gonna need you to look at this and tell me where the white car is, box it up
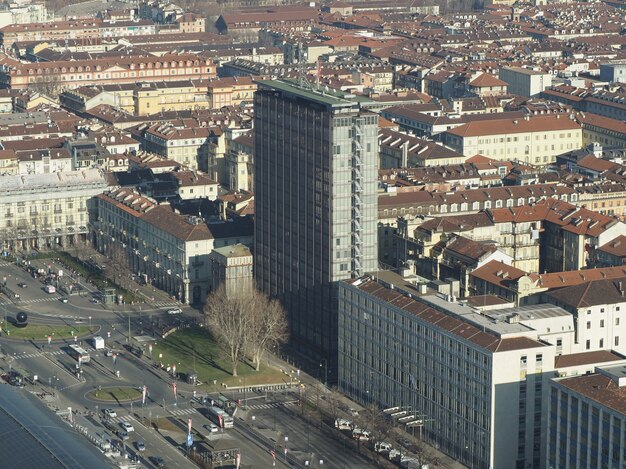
[167,308,182,315]
[120,422,134,432]
[103,408,117,418]
[204,423,219,433]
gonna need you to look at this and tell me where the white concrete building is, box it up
[499,67,553,98]
[0,169,108,253]
[338,272,626,469]
[546,277,626,355]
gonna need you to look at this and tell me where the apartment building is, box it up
[548,366,626,469]
[225,129,253,192]
[94,188,213,304]
[469,261,626,306]
[546,277,626,355]
[207,77,256,109]
[141,122,212,171]
[133,81,210,115]
[378,128,467,168]
[577,112,626,148]
[443,114,583,165]
[0,53,216,91]
[338,273,626,469]
[16,148,72,175]
[0,20,102,48]
[0,169,108,252]
[0,149,18,175]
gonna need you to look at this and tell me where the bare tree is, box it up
[246,291,288,371]
[204,286,251,376]
[204,286,288,375]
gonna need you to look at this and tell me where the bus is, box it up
[207,406,234,429]
[67,344,91,363]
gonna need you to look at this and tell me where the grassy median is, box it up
[1,322,95,341]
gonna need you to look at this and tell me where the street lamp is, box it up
[319,359,328,386]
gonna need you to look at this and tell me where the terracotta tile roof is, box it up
[142,205,213,242]
[469,73,508,88]
[470,260,532,290]
[446,114,580,138]
[546,276,626,308]
[441,235,497,261]
[554,350,624,369]
[350,277,545,353]
[537,266,626,289]
[576,155,620,173]
[597,235,626,258]
[556,373,626,415]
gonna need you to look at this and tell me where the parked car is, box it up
[167,308,182,315]
[120,421,134,432]
[103,408,117,418]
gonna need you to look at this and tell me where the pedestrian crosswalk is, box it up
[106,414,138,424]
[246,400,298,411]
[14,350,64,360]
[169,407,199,417]
[153,301,182,308]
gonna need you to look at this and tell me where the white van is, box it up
[44,285,56,294]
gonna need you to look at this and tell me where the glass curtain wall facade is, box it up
[254,80,378,376]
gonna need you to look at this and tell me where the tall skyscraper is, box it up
[254,80,378,376]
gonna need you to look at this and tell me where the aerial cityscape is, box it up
[0,0,626,468]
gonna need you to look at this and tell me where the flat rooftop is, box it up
[421,294,536,336]
[256,79,371,109]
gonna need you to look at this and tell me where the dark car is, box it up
[17,282,27,288]
[150,456,165,467]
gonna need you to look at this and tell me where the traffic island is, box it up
[0,322,96,341]
[86,386,142,403]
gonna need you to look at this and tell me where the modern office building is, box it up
[338,272,626,469]
[254,79,379,376]
[548,365,626,469]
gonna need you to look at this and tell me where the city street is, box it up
[0,257,381,468]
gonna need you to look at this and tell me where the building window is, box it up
[616,318,620,326]
[600,320,605,328]
[586,340,590,350]
[615,336,620,347]
[587,321,591,329]
[599,339,604,348]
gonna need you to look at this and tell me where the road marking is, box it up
[106,415,138,424]
[246,400,298,411]
[13,350,64,360]
[169,408,198,416]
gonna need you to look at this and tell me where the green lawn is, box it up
[1,322,95,341]
[151,325,285,389]
[87,386,142,402]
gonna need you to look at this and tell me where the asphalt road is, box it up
[0,258,378,468]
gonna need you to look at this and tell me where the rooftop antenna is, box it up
[296,42,314,91]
